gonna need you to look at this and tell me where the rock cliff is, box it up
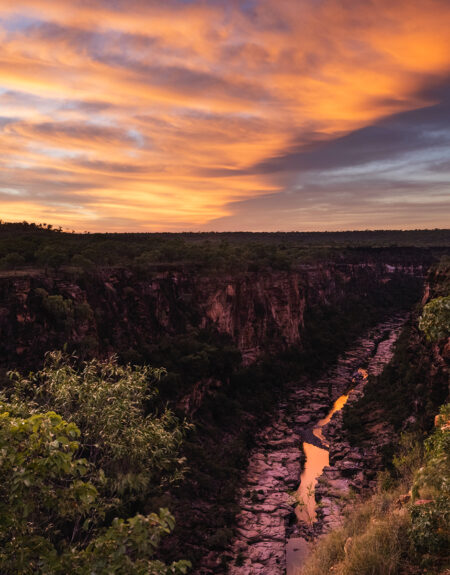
[0,260,425,370]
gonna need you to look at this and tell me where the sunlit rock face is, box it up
[199,272,306,363]
[0,260,425,370]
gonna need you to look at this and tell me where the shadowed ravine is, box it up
[225,316,407,575]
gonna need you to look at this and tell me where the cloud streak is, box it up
[0,0,449,230]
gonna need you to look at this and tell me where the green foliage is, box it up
[74,301,93,323]
[72,510,191,575]
[33,289,75,331]
[70,253,94,272]
[409,403,450,556]
[0,355,191,574]
[143,329,242,402]
[9,352,191,500]
[419,295,450,342]
[0,221,448,272]
[0,252,25,269]
[36,245,67,271]
[0,407,96,574]
[417,403,450,494]
[409,496,450,555]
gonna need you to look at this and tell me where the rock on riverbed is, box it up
[219,316,407,575]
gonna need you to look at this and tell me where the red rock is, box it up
[414,499,434,506]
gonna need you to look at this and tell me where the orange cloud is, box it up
[0,0,449,230]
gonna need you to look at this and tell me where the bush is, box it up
[409,403,450,557]
[72,510,191,575]
[409,496,450,555]
[8,352,191,501]
[0,407,94,574]
[419,296,450,342]
[1,357,192,574]
[33,289,75,331]
[0,252,25,269]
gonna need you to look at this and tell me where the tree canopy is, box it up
[0,354,191,574]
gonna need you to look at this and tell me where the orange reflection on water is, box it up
[296,368,369,523]
[296,442,330,523]
[312,393,349,446]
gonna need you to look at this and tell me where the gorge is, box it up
[0,230,448,575]
[221,315,407,575]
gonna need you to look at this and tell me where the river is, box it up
[223,316,407,575]
[295,369,367,524]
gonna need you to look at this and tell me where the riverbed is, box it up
[225,316,407,575]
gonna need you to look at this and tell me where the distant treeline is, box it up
[1,221,449,273]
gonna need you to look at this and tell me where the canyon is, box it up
[213,316,407,575]
[0,250,444,574]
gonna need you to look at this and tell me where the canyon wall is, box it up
[0,260,426,369]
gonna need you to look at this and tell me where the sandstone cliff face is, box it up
[0,262,425,369]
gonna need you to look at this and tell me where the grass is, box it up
[299,492,411,575]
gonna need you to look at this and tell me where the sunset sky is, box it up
[0,0,449,231]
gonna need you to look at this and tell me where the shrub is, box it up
[409,496,450,555]
[419,296,450,342]
[8,352,191,501]
[0,407,96,574]
[1,357,192,574]
[409,403,450,557]
[71,510,191,575]
[0,252,25,269]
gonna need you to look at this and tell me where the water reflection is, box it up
[295,369,368,523]
[312,393,349,447]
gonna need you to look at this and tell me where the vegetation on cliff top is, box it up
[0,221,449,273]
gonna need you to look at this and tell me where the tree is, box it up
[36,245,67,272]
[0,252,25,270]
[419,296,450,342]
[0,406,97,574]
[9,352,191,500]
[1,354,192,574]
[72,511,191,575]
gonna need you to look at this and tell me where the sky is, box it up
[0,0,449,232]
